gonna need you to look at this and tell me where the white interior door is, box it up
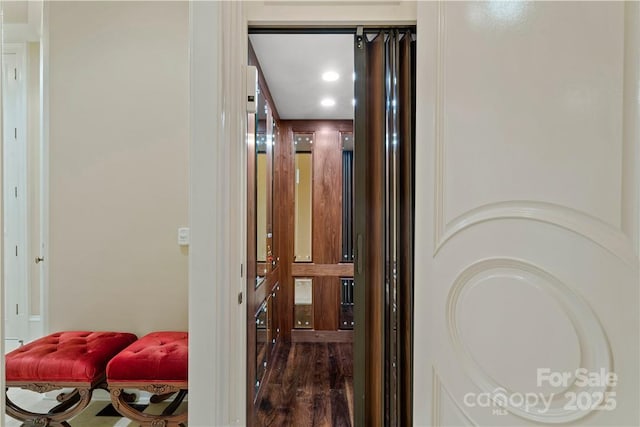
[3,45,28,352]
[414,2,639,426]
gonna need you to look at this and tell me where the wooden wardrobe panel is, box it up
[291,263,354,277]
[312,127,342,265]
[277,123,295,340]
[313,277,340,331]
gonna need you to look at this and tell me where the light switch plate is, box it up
[178,227,190,246]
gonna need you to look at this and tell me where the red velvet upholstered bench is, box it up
[107,331,188,427]
[5,331,138,426]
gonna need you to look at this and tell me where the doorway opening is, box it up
[245,27,415,427]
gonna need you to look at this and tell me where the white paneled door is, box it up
[3,46,28,352]
[414,2,639,426]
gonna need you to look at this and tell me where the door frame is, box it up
[189,2,417,425]
[244,24,416,427]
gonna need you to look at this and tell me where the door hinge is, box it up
[15,304,18,315]
[15,245,18,256]
[238,292,243,305]
[14,186,18,198]
[356,26,364,49]
[14,128,17,139]
[14,68,17,80]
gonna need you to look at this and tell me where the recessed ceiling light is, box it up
[322,71,340,82]
[321,98,336,107]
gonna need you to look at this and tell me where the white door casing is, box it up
[414,2,639,426]
[190,2,417,425]
[0,12,4,419]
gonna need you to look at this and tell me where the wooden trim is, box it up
[353,33,386,427]
[364,35,386,427]
[288,120,353,132]
[291,263,354,277]
[353,30,367,427]
[291,330,353,343]
[108,382,188,390]
[6,380,94,389]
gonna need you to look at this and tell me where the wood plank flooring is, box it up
[256,343,353,427]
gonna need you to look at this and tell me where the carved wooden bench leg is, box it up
[92,381,137,403]
[161,389,187,416]
[55,389,79,404]
[120,390,138,403]
[110,387,187,427]
[49,389,81,414]
[150,391,175,404]
[6,386,93,427]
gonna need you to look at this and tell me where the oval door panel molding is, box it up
[434,201,636,266]
[446,258,612,423]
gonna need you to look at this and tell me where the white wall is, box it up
[47,1,189,336]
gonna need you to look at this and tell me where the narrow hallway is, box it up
[256,343,353,427]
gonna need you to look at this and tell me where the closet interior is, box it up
[246,29,416,426]
[246,33,355,426]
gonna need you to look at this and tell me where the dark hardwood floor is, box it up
[256,343,354,427]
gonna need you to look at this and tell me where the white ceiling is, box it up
[249,33,354,120]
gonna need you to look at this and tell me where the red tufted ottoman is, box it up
[5,331,138,426]
[107,331,188,427]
